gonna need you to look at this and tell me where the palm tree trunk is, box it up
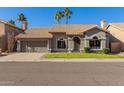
[66,17,68,24]
[58,19,60,24]
[21,21,23,28]
[54,19,56,25]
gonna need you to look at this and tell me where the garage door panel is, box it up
[21,41,48,52]
[21,41,26,52]
[111,42,121,53]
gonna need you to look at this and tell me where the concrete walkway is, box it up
[118,52,124,56]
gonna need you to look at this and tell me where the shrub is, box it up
[84,47,90,53]
[103,48,110,54]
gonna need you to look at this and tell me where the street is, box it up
[0,62,124,85]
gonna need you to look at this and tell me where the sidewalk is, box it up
[0,58,124,62]
[0,52,124,62]
[41,58,124,62]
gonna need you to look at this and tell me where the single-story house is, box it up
[2,19,124,53]
[17,21,109,52]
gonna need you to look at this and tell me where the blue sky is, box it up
[0,7,124,28]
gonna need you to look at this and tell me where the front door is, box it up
[73,37,80,51]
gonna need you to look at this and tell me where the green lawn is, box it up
[45,53,124,58]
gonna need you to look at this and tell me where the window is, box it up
[57,38,66,49]
[89,36,101,49]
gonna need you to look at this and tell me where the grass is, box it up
[45,52,124,58]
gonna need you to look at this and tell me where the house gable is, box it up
[107,24,124,42]
[84,27,107,39]
[107,24,124,50]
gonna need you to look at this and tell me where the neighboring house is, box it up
[107,23,124,52]
[17,21,109,52]
[0,20,24,52]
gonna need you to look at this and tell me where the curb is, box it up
[0,58,124,62]
[0,60,41,62]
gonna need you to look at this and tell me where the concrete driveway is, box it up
[0,53,45,62]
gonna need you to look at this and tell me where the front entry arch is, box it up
[73,37,81,51]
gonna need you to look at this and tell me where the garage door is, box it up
[111,42,121,53]
[21,41,48,52]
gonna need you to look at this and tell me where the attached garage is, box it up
[21,40,48,52]
[111,42,121,53]
[17,28,52,52]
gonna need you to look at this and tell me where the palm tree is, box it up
[54,11,64,24]
[63,8,73,24]
[8,20,15,25]
[17,13,27,28]
[17,13,26,22]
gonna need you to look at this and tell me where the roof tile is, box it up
[17,28,52,39]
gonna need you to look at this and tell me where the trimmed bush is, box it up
[103,48,110,54]
[84,47,90,53]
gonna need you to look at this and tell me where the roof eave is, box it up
[49,32,66,33]
[17,37,53,39]
[0,20,24,31]
[81,26,107,33]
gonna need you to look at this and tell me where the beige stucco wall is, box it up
[5,25,22,36]
[51,33,68,52]
[0,22,23,52]
[0,22,5,51]
[51,28,108,52]
[84,28,108,50]
[4,24,23,52]
[107,25,124,50]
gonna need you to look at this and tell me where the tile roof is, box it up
[17,28,52,39]
[109,23,124,31]
[17,24,106,39]
[50,24,98,35]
